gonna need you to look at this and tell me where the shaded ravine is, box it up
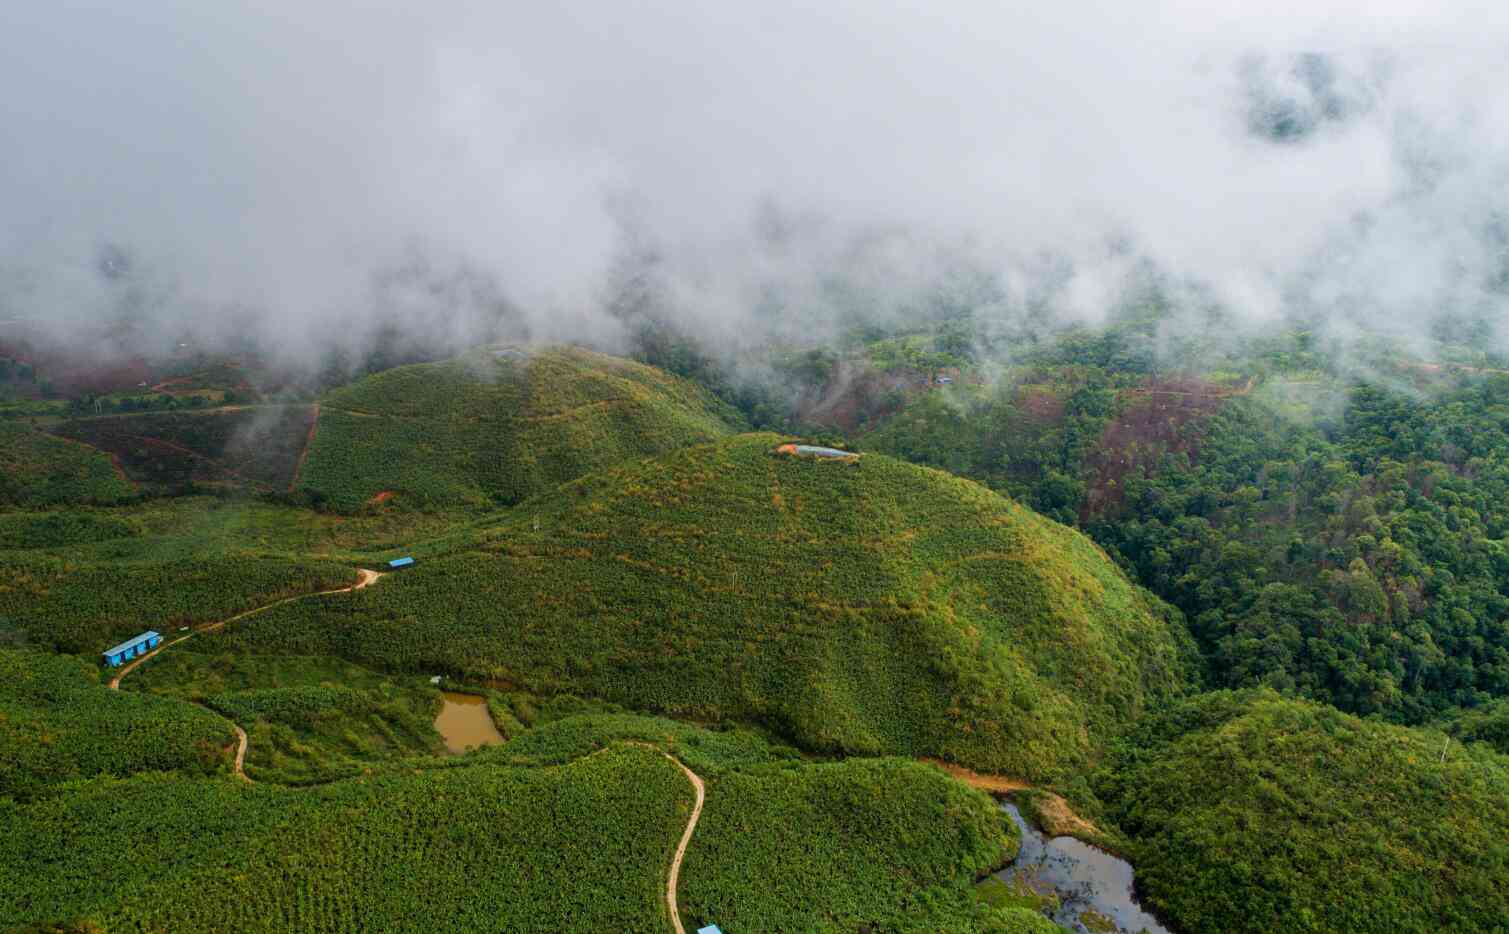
[107,567,386,779]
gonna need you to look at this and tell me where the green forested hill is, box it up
[297,345,741,510]
[214,433,1194,781]
[1093,689,1509,933]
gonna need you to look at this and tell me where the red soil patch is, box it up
[1081,377,1246,520]
[366,490,396,506]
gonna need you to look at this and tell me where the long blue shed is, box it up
[388,556,416,570]
[697,927,724,934]
[102,631,161,667]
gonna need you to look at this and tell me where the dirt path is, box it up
[106,567,385,779]
[231,724,250,781]
[921,758,1032,794]
[663,754,706,934]
[199,568,383,633]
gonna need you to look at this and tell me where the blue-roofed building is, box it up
[388,556,416,570]
[101,631,161,667]
[696,926,723,934]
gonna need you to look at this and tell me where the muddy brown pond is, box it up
[992,803,1171,934]
[434,691,505,754]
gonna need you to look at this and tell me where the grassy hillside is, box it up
[0,650,235,801]
[298,345,741,510]
[0,422,135,506]
[212,433,1194,782]
[1093,690,1509,933]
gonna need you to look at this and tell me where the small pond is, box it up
[434,691,505,754]
[989,803,1170,934]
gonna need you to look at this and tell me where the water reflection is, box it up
[994,803,1170,934]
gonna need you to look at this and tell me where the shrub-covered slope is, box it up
[0,650,235,800]
[216,433,1193,780]
[1093,690,1509,933]
[298,345,740,510]
[0,422,135,506]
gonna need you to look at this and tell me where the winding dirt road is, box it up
[662,754,706,934]
[107,567,385,779]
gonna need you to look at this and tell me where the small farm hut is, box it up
[774,443,860,462]
[102,631,161,667]
[388,556,416,570]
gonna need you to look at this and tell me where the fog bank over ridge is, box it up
[2,0,1507,366]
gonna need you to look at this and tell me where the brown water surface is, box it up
[435,691,504,754]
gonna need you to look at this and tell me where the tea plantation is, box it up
[213,433,1195,782]
[0,650,235,801]
[297,345,741,510]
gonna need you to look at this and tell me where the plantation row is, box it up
[0,650,235,801]
[298,346,738,511]
[1,745,692,931]
[211,434,1194,783]
[1,552,356,652]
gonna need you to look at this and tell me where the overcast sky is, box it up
[2,0,1507,361]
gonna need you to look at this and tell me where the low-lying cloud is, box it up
[2,0,1507,368]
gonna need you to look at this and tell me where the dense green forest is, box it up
[855,334,1509,729]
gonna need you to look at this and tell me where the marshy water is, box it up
[993,803,1170,934]
[434,691,505,754]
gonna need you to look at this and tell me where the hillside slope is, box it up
[216,433,1194,780]
[298,345,741,510]
[0,422,135,506]
[1093,690,1509,933]
[0,650,236,800]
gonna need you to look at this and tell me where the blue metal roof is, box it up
[102,631,160,657]
[696,927,723,934]
[388,556,415,568]
[793,445,856,459]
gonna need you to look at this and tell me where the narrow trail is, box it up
[663,754,706,934]
[107,567,385,780]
